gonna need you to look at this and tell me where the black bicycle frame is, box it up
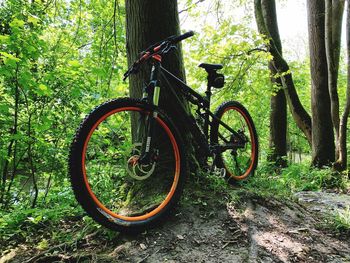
[138,59,244,164]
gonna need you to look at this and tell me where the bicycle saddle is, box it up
[199,63,225,89]
[198,63,223,71]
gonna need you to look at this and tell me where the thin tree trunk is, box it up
[336,0,350,171]
[332,1,345,75]
[1,64,20,207]
[1,139,14,206]
[307,0,335,167]
[254,0,312,146]
[26,112,38,208]
[255,0,287,167]
[325,0,345,161]
[268,90,287,166]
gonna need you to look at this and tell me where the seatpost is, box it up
[205,69,216,105]
[205,84,212,105]
[203,78,212,138]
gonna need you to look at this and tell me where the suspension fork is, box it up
[138,61,161,165]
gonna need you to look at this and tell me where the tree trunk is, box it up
[325,0,345,161]
[307,0,335,167]
[126,0,186,99]
[125,0,200,169]
[125,0,187,114]
[336,0,350,171]
[255,0,287,167]
[254,0,312,146]
[268,90,287,166]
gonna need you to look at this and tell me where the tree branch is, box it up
[179,0,205,14]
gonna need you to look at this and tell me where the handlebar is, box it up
[123,31,195,81]
[171,31,194,44]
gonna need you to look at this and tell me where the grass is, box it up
[333,206,350,232]
[1,160,349,254]
[182,160,350,209]
[190,159,350,235]
[0,179,121,253]
[240,160,350,234]
[182,169,241,206]
[317,206,350,237]
[240,161,349,199]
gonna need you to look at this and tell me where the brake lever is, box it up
[123,62,141,81]
[123,67,134,81]
[123,72,129,82]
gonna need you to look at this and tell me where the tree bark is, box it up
[1,64,20,207]
[307,0,335,167]
[125,0,200,170]
[254,0,312,146]
[336,0,350,171]
[125,0,185,129]
[268,90,287,166]
[126,0,186,100]
[325,0,345,161]
[254,0,287,167]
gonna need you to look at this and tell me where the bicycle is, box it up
[69,31,258,232]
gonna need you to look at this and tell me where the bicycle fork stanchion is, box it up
[139,62,161,165]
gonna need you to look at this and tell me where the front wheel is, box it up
[69,98,187,232]
[210,101,258,183]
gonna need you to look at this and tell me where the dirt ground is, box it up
[1,190,350,263]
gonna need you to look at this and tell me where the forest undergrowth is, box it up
[1,161,349,262]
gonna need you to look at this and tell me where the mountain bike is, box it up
[69,31,258,232]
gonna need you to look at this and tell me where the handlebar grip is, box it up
[171,31,194,44]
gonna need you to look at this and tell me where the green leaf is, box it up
[28,15,39,25]
[0,35,10,44]
[36,84,53,97]
[37,239,49,250]
[68,60,80,68]
[36,115,53,131]
[0,52,20,62]
[91,67,106,77]
[27,215,43,224]
[70,87,81,97]
[0,104,10,114]
[9,18,25,29]
[10,133,24,140]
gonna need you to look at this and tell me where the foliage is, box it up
[242,160,349,198]
[318,205,350,237]
[1,0,350,244]
[182,17,272,157]
[0,0,126,209]
[0,180,120,252]
[333,206,350,232]
[0,181,80,246]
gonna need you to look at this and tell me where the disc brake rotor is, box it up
[126,143,156,180]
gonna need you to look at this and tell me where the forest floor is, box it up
[1,184,350,263]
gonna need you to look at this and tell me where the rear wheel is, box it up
[211,101,258,183]
[69,98,187,232]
